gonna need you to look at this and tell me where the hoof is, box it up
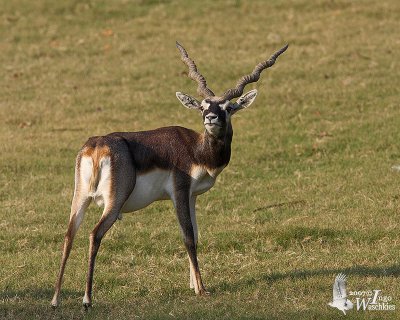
[197,289,211,296]
[83,302,92,310]
[51,297,59,309]
[83,295,92,310]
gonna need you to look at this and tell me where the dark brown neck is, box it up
[199,123,233,168]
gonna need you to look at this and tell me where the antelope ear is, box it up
[230,89,258,114]
[236,89,258,109]
[176,92,202,110]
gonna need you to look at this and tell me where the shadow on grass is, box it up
[0,287,81,301]
[216,264,400,293]
[0,287,101,320]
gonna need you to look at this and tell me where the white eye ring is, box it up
[219,100,231,110]
[201,101,211,110]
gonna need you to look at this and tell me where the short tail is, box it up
[88,149,102,194]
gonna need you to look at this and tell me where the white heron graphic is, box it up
[328,273,354,315]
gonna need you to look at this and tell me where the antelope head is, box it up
[175,41,288,138]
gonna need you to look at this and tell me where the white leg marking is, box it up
[189,196,197,290]
[189,259,195,289]
[189,196,198,244]
[82,292,90,305]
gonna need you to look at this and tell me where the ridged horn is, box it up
[221,44,288,101]
[176,41,215,98]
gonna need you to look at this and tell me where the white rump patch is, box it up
[80,156,93,191]
[94,157,111,206]
[80,155,112,207]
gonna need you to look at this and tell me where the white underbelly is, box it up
[121,166,222,213]
[121,170,172,213]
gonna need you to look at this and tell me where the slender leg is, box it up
[51,194,91,307]
[82,141,135,308]
[82,207,121,308]
[172,178,209,295]
[189,196,197,289]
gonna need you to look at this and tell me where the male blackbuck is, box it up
[51,42,288,308]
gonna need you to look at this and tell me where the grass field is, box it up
[1,0,400,319]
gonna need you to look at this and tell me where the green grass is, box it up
[1,0,400,319]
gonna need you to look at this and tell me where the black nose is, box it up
[206,114,218,121]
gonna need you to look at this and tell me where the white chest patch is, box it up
[121,170,173,213]
[190,164,225,196]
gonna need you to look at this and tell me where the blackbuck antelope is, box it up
[51,42,288,308]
